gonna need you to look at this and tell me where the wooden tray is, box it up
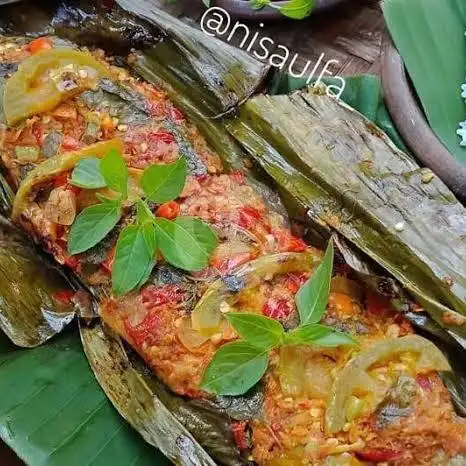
[381,35,466,204]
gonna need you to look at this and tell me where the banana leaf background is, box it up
[0,72,404,465]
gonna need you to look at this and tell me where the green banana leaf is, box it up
[383,0,466,163]
[0,327,168,466]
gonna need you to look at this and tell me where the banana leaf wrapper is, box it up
[116,0,270,118]
[2,3,466,465]
[0,10,271,462]
[0,216,75,347]
[226,87,466,345]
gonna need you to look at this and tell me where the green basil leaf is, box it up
[100,149,128,197]
[142,222,157,257]
[296,240,333,325]
[136,200,155,225]
[201,341,268,396]
[68,201,121,255]
[112,223,157,296]
[276,0,315,19]
[251,0,270,9]
[226,313,284,350]
[136,260,156,290]
[286,323,358,347]
[141,157,187,204]
[155,216,218,271]
[70,157,106,189]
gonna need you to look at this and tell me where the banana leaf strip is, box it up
[0,216,75,347]
[80,321,247,466]
[116,0,270,118]
[267,72,409,153]
[0,172,14,217]
[226,87,466,344]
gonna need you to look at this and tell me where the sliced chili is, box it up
[52,290,75,305]
[27,37,53,55]
[156,201,180,220]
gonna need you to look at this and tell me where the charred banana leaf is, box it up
[116,0,270,118]
[0,216,75,347]
[227,87,466,344]
[80,322,247,466]
[0,172,13,217]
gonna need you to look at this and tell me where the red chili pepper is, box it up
[230,170,245,185]
[101,0,115,9]
[61,135,80,151]
[156,201,180,220]
[366,293,391,315]
[124,312,162,347]
[53,290,75,305]
[211,252,252,273]
[274,230,307,253]
[32,124,43,145]
[148,101,167,118]
[231,422,249,451]
[263,298,293,321]
[148,131,175,145]
[285,272,308,293]
[168,106,185,123]
[141,284,186,309]
[54,173,69,188]
[27,37,53,55]
[416,374,432,391]
[64,255,80,270]
[237,206,262,230]
[357,450,402,462]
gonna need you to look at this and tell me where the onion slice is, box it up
[191,251,321,336]
[326,335,451,433]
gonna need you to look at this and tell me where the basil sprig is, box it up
[201,241,358,396]
[67,150,217,296]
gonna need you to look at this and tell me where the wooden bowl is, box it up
[381,35,466,203]
[207,0,348,20]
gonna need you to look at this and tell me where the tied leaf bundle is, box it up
[201,241,357,396]
[227,87,466,345]
[68,149,218,296]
